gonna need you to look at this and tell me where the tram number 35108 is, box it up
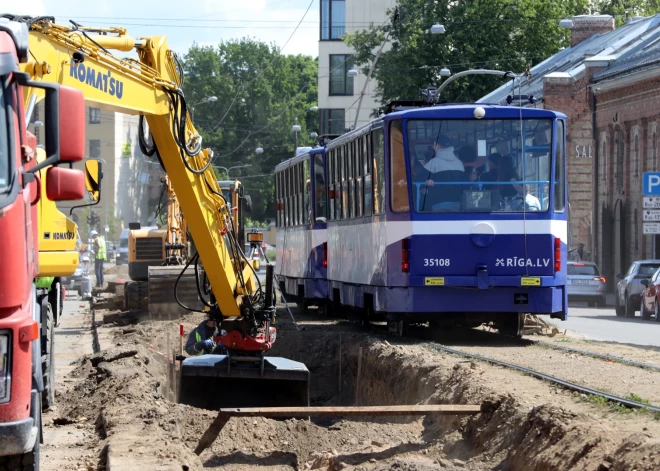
[423,258,451,267]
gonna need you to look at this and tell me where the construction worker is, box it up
[185,312,226,356]
[91,230,106,288]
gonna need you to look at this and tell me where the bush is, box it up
[265,248,277,261]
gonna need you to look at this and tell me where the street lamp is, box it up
[190,95,218,119]
[255,147,264,154]
[439,68,451,77]
[347,69,359,77]
[429,24,446,34]
[309,106,319,111]
[559,19,574,29]
[292,122,301,152]
[213,164,251,179]
[310,132,318,138]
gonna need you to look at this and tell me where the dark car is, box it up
[616,260,660,317]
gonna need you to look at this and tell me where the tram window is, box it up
[304,159,311,224]
[390,120,409,212]
[373,129,385,214]
[365,134,371,174]
[314,154,327,221]
[554,120,566,212]
[364,174,373,217]
[356,177,363,217]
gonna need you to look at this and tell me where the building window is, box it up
[320,109,345,135]
[634,132,640,177]
[329,55,354,96]
[615,130,624,191]
[601,138,607,181]
[653,131,658,170]
[320,0,345,40]
[89,139,101,158]
[89,107,101,124]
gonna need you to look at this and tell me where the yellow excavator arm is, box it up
[21,19,257,319]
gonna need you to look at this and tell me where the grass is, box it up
[582,391,653,415]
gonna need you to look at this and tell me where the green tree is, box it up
[181,39,318,222]
[344,0,591,108]
[591,0,660,25]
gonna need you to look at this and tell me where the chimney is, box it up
[568,15,615,48]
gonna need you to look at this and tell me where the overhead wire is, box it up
[210,0,315,132]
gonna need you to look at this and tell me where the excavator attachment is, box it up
[178,354,310,409]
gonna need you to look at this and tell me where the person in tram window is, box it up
[524,184,542,211]
[423,135,464,210]
[497,155,523,209]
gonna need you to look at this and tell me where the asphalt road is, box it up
[557,302,660,347]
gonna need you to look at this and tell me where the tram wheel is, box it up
[497,313,525,339]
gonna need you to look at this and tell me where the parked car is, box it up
[640,268,660,321]
[116,229,129,265]
[616,260,660,317]
[106,241,117,262]
[567,261,606,307]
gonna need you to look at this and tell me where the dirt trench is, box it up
[57,299,660,470]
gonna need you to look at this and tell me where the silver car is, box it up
[567,261,606,307]
[616,260,660,317]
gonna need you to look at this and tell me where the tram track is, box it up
[335,316,660,413]
[424,340,660,413]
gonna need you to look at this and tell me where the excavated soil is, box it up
[52,296,660,470]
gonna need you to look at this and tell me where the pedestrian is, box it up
[91,230,106,288]
[185,312,226,356]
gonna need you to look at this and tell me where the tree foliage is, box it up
[344,0,595,108]
[181,38,318,222]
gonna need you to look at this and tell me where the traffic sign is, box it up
[644,223,660,234]
[644,210,660,221]
[644,172,660,195]
[644,196,660,209]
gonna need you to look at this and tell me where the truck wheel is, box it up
[41,302,55,410]
[0,400,40,471]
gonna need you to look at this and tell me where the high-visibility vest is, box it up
[96,238,106,260]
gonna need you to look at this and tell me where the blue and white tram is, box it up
[327,104,567,335]
[274,147,329,311]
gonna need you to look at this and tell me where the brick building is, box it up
[480,14,660,289]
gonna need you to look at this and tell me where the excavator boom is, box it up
[19,16,308,409]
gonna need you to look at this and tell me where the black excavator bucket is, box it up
[178,354,310,410]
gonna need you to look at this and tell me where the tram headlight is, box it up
[474,106,486,119]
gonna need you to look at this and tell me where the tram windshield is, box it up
[397,118,554,213]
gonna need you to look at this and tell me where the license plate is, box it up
[571,279,590,284]
[425,277,445,286]
[521,277,540,286]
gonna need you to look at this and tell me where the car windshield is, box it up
[402,118,553,213]
[568,264,598,276]
[119,239,128,249]
[637,264,660,277]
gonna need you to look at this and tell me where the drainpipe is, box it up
[592,89,600,272]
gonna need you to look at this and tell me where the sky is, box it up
[1,0,321,57]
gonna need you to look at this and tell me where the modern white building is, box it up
[317,0,396,134]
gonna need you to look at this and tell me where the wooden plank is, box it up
[194,403,482,455]
[219,404,483,417]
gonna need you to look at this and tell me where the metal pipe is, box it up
[592,91,600,265]
[436,69,524,99]
[25,93,37,125]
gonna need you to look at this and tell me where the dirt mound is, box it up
[62,300,660,470]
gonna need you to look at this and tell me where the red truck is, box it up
[0,18,85,469]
